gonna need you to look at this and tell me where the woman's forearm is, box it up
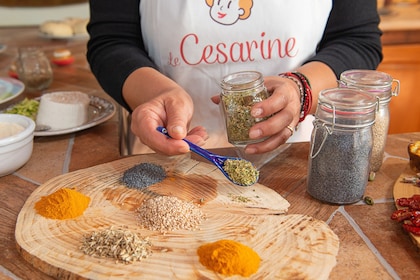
[296,61,337,114]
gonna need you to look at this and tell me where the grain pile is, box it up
[80,226,152,264]
[137,196,205,233]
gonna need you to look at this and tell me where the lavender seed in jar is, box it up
[122,163,166,189]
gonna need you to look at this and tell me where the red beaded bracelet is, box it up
[279,72,312,122]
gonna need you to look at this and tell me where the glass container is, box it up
[339,69,399,172]
[16,47,53,92]
[220,71,270,145]
[307,87,377,204]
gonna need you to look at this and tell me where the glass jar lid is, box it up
[221,71,263,91]
[340,69,399,102]
[317,87,377,128]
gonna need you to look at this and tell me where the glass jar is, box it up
[16,47,53,92]
[220,71,270,145]
[339,69,399,172]
[307,88,377,204]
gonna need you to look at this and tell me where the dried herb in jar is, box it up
[220,71,270,145]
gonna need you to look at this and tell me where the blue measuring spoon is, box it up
[156,126,258,186]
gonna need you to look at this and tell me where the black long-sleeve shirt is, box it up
[87,0,383,111]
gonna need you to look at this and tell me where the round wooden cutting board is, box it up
[16,154,339,280]
[392,165,420,248]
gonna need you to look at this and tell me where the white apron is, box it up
[131,0,332,162]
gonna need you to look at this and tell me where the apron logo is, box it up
[206,0,253,25]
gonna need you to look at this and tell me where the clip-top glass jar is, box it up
[15,47,53,92]
[339,69,399,172]
[307,88,377,204]
[220,71,270,145]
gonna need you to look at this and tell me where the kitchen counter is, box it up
[1,27,420,280]
[379,3,420,44]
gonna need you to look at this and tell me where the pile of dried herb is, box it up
[223,159,259,186]
[80,226,152,264]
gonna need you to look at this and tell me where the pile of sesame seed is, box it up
[137,196,205,233]
[122,162,166,189]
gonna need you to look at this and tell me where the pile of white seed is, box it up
[137,196,205,233]
[80,226,152,264]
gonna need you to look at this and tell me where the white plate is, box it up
[34,95,116,136]
[0,77,25,105]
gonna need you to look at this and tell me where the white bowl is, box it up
[0,114,35,177]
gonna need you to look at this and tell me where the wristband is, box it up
[279,72,312,122]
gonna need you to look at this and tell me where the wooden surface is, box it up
[392,165,420,249]
[15,154,340,279]
[1,26,420,280]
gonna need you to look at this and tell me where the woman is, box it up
[87,0,382,156]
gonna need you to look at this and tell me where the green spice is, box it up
[80,226,152,264]
[221,89,269,144]
[228,193,252,203]
[363,196,374,206]
[223,159,259,186]
[5,98,39,120]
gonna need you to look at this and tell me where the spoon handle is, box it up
[156,126,215,163]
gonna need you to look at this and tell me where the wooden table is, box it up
[1,26,420,280]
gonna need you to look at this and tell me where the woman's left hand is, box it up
[213,75,301,154]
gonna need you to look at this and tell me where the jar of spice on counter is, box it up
[339,69,399,172]
[15,47,53,92]
[307,87,377,204]
[220,71,270,145]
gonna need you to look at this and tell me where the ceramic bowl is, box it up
[0,114,35,177]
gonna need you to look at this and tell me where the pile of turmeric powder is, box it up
[34,188,90,220]
[197,239,260,277]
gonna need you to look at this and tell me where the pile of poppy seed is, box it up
[122,162,167,189]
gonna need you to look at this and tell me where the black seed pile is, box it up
[122,163,167,189]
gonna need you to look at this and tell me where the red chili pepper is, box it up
[408,200,420,211]
[397,195,420,210]
[397,197,412,207]
[402,224,420,236]
[391,209,414,222]
[411,214,420,227]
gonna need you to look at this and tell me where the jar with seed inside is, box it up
[307,87,377,204]
[220,71,270,145]
[15,47,53,92]
[339,69,400,172]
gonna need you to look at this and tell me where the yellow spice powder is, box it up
[197,239,260,277]
[35,188,90,220]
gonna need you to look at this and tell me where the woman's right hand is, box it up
[129,84,208,155]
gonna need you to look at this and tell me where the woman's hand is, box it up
[240,75,302,154]
[212,75,301,154]
[128,79,208,155]
[212,76,301,154]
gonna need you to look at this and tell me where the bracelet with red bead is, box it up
[279,72,312,122]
